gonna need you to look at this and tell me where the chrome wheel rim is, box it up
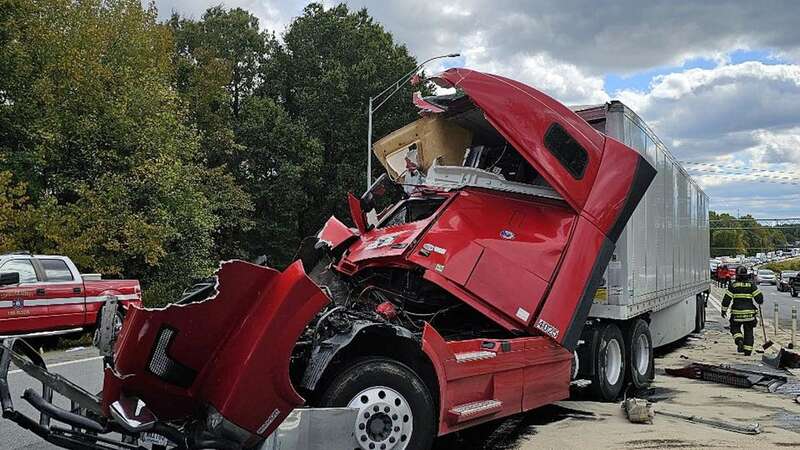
[605,339,623,385]
[635,334,650,376]
[348,386,413,450]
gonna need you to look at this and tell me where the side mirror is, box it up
[0,272,20,286]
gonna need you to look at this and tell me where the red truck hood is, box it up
[427,68,656,347]
[102,260,329,438]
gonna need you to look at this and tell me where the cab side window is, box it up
[543,123,589,179]
[40,259,74,282]
[1,259,39,283]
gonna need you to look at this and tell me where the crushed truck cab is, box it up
[0,68,654,450]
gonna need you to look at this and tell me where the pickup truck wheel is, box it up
[318,358,435,450]
[588,323,625,402]
[624,319,653,390]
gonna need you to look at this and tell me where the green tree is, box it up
[709,211,793,257]
[0,0,250,305]
[261,3,428,232]
[170,6,324,263]
[235,97,323,266]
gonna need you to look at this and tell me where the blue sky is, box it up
[156,0,800,220]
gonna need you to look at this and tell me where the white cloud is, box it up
[618,61,800,155]
[458,31,608,104]
[613,61,800,216]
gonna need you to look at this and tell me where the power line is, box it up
[709,217,800,222]
[711,247,796,250]
[686,172,800,186]
[681,161,799,178]
[686,168,800,183]
[711,226,800,230]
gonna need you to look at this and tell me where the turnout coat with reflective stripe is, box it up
[722,281,764,322]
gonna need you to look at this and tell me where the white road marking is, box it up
[8,355,102,375]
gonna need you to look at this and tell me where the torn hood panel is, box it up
[103,260,329,438]
[431,68,605,214]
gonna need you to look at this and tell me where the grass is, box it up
[763,258,800,273]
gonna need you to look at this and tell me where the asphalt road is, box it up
[0,346,103,450]
[756,281,800,325]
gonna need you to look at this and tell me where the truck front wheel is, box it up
[319,358,436,450]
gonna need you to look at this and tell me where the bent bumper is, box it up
[0,338,119,450]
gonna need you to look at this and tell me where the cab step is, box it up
[447,399,503,423]
[454,351,496,363]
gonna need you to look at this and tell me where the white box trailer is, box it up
[571,101,710,400]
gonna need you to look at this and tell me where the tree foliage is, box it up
[0,1,424,304]
[261,3,426,231]
[709,210,796,257]
[0,0,251,304]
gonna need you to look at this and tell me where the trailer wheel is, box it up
[693,294,706,333]
[318,358,435,450]
[624,319,653,390]
[588,323,626,402]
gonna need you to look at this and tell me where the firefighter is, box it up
[721,266,763,356]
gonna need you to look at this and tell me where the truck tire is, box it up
[588,323,626,402]
[792,288,798,297]
[318,358,435,450]
[693,294,706,333]
[624,319,653,390]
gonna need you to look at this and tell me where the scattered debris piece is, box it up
[622,398,654,424]
[665,362,787,388]
[657,410,761,435]
[762,348,800,369]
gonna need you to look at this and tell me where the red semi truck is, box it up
[0,253,142,338]
[0,68,655,450]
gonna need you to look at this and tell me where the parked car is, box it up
[778,271,799,292]
[715,264,736,286]
[756,269,776,285]
[0,252,141,337]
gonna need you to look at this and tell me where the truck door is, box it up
[32,258,86,329]
[409,189,575,330]
[0,258,44,334]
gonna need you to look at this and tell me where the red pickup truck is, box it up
[0,252,142,337]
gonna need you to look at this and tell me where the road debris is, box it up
[656,410,761,435]
[762,347,800,369]
[622,398,654,424]
[665,362,787,388]
[621,396,762,435]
